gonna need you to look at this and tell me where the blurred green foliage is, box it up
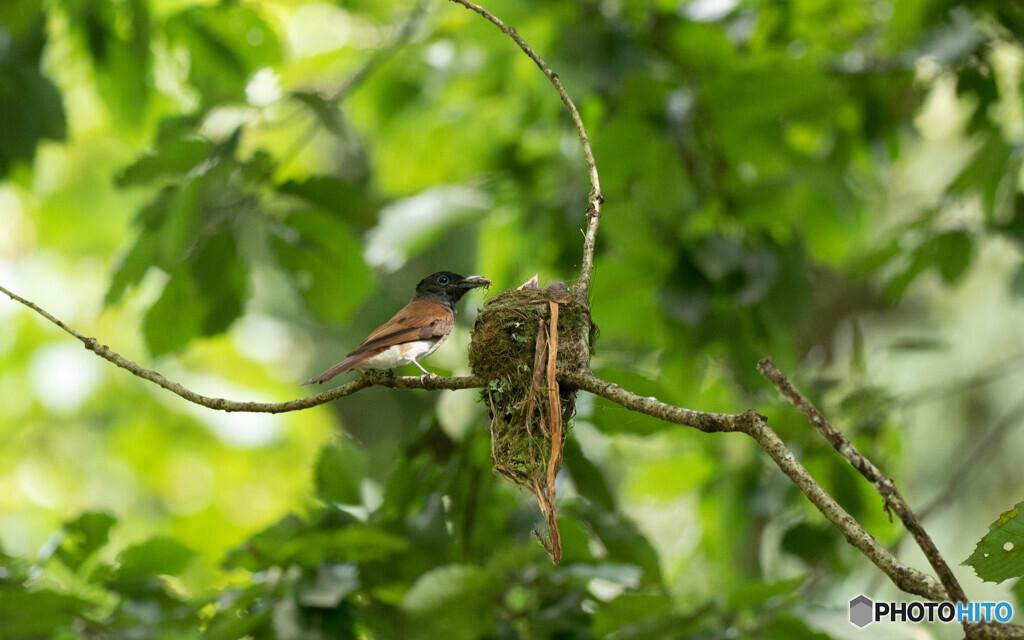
[3,0,1024,637]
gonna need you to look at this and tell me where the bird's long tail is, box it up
[303,352,374,385]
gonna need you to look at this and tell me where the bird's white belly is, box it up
[360,336,446,370]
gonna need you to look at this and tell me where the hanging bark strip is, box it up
[528,301,565,563]
[543,300,563,563]
[524,318,549,436]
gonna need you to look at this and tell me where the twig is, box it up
[279,1,428,172]
[918,392,1024,521]
[897,351,1024,408]
[756,357,968,606]
[330,0,429,104]
[1,283,482,413]
[446,0,603,298]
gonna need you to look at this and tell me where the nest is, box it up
[469,284,596,563]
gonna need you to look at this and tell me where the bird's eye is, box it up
[437,275,450,285]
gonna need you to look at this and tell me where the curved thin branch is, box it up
[446,0,603,298]
[0,283,482,412]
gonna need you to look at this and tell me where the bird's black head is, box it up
[414,271,491,308]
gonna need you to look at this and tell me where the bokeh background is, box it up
[1,0,1023,637]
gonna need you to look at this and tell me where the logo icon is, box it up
[849,595,874,628]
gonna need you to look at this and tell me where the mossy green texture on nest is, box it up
[469,288,595,487]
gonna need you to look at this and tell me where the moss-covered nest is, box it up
[469,285,596,562]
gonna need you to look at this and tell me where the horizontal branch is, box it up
[0,282,481,412]
[12,280,1024,638]
[559,370,760,433]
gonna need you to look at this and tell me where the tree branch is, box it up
[446,0,603,298]
[0,283,482,413]
[561,369,947,602]
[11,280,1023,637]
[757,357,968,605]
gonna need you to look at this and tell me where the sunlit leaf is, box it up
[402,564,499,640]
[0,65,66,177]
[54,512,116,572]
[565,500,663,586]
[272,209,373,323]
[298,563,360,608]
[116,138,214,187]
[963,500,1024,583]
[166,4,282,105]
[563,437,615,511]
[316,443,367,505]
[115,536,198,578]
[144,271,206,357]
[0,590,87,639]
[277,175,376,231]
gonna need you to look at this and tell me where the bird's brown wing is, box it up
[303,300,454,385]
[348,299,454,356]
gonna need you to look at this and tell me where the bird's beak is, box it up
[459,275,491,289]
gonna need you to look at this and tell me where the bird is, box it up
[304,271,490,385]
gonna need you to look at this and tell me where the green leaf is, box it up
[272,209,373,324]
[781,523,839,565]
[116,138,214,187]
[277,175,376,231]
[565,500,663,586]
[190,229,247,336]
[165,4,281,105]
[0,589,87,639]
[587,369,673,435]
[115,536,198,579]
[885,230,973,300]
[297,563,360,608]
[202,585,274,640]
[0,64,66,177]
[563,437,615,511]
[143,272,205,357]
[1013,263,1024,298]
[591,591,714,638]
[402,564,499,640]
[105,230,159,305]
[59,0,151,127]
[929,231,973,283]
[316,443,367,505]
[54,511,116,572]
[727,577,805,609]
[223,514,309,572]
[963,501,1024,583]
[142,229,247,355]
[749,615,834,640]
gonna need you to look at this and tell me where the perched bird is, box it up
[304,271,490,385]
